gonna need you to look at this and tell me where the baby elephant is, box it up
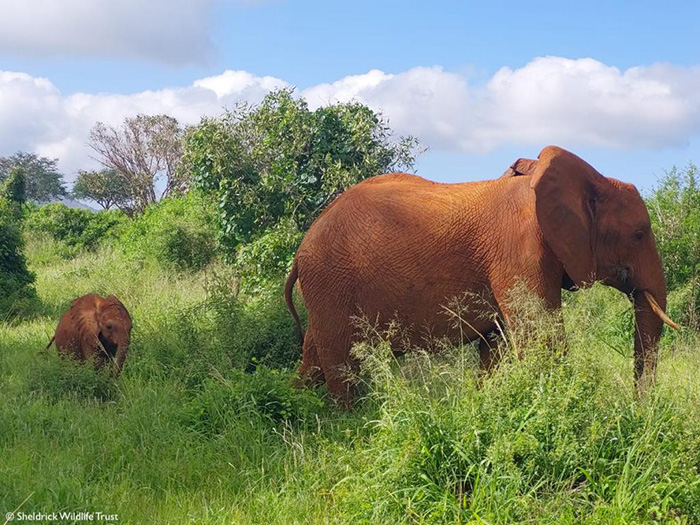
[48,294,133,375]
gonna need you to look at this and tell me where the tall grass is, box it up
[343,287,700,523]
[1,236,699,524]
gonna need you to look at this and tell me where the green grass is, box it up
[1,237,699,524]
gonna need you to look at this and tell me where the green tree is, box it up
[72,168,131,211]
[0,152,66,202]
[183,89,420,258]
[647,162,700,329]
[1,167,26,220]
[0,171,36,316]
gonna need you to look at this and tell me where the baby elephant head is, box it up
[96,295,133,375]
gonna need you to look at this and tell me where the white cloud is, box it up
[0,69,287,177]
[303,58,700,154]
[2,57,700,182]
[303,67,471,151]
[194,70,288,98]
[0,0,220,63]
[481,57,700,150]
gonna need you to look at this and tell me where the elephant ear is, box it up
[500,157,538,178]
[71,294,101,346]
[104,295,130,318]
[104,295,124,309]
[530,146,605,287]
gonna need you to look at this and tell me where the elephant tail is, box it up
[46,335,55,350]
[285,261,305,345]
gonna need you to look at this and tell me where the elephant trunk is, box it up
[631,278,677,394]
[113,340,130,376]
[632,291,663,393]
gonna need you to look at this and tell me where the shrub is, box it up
[121,192,216,271]
[0,173,36,317]
[343,291,700,523]
[235,218,303,290]
[647,163,700,329]
[28,352,119,403]
[25,203,127,256]
[184,367,324,435]
[127,274,302,392]
[185,89,419,256]
[0,217,36,316]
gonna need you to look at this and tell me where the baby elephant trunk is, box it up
[113,340,130,376]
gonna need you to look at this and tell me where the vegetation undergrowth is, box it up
[2,230,699,523]
[0,109,698,522]
[343,287,700,523]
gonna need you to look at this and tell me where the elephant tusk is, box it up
[643,291,680,331]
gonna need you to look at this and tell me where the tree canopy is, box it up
[72,168,131,211]
[88,114,186,215]
[183,88,420,257]
[0,152,66,202]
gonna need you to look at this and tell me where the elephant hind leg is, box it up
[313,326,357,408]
[297,332,325,386]
[478,330,504,372]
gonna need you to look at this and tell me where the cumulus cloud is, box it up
[303,67,471,151]
[481,58,700,150]
[303,57,700,154]
[0,69,287,177]
[2,57,700,181]
[0,0,222,63]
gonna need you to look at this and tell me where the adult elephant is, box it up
[285,146,678,404]
[48,293,133,375]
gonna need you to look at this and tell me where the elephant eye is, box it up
[106,323,114,330]
[634,230,644,241]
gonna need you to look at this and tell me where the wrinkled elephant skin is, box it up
[285,146,676,404]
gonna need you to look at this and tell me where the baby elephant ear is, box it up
[500,157,538,178]
[530,146,605,287]
[71,294,101,344]
[103,295,131,322]
[104,295,125,308]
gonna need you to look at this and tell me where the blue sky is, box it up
[1,0,699,191]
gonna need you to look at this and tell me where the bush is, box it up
[342,292,700,523]
[184,367,324,435]
[205,276,304,371]
[127,274,302,392]
[185,89,419,256]
[647,163,700,329]
[28,352,119,403]
[121,192,216,271]
[0,173,36,317]
[0,217,36,316]
[25,203,127,256]
[235,218,303,291]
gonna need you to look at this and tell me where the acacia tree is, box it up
[88,114,186,214]
[0,152,66,202]
[72,168,131,211]
[183,89,420,261]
